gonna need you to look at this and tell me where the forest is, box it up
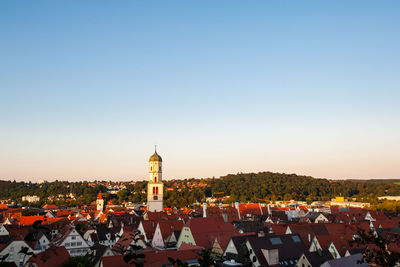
[1,172,400,212]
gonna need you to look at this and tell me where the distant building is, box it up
[147,148,164,212]
[22,195,40,203]
[96,192,104,211]
[378,196,400,201]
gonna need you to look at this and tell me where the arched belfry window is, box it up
[154,177,157,182]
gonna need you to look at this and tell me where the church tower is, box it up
[96,192,104,211]
[147,147,164,212]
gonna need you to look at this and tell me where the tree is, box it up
[350,229,400,267]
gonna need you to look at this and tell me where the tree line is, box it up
[2,172,400,212]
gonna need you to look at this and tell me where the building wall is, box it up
[176,227,196,248]
[151,223,165,248]
[60,229,90,257]
[0,240,34,266]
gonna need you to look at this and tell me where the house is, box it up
[306,212,329,223]
[296,250,333,267]
[309,235,359,259]
[224,234,257,266]
[24,246,69,267]
[0,239,35,267]
[137,220,158,243]
[86,244,116,267]
[245,234,307,266]
[177,217,239,249]
[285,223,329,246]
[0,224,9,236]
[232,221,268,235]
[166,230,181,246]
[93,226,117,248]
[112,231,146,255]
[151,220,183,248]
[364,210,387,222]
[33,232,51,252]
[320,253,369,267]
[51,227,90,256]
[211,233,254,257]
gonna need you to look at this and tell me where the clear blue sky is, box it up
[1,1,399,181]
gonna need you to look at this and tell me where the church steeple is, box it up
[96,192,104,211]
[147,147,164,212]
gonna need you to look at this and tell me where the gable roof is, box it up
[247,234,307,266]
[302,250,333,266]
[157,220,184,241]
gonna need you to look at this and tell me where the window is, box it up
[269,237,282,245]
[65,243,70,247]
[71,236,76,240]
[71,242,76,247]
[153,187,155,194]
[77,242,82,246]
[156,187,159,194]
[291,235,301,243]
[10,247,14,252]
[153,195,158,200]
[154,177,157,182]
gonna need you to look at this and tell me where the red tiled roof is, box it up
[102,249,201,267]
[0,204,8,210]
[270,224,288,235]
[101,255,129,267]
[184,217,239,249]
[158,220,184,241]
[26,246,69,267]
[42,204,58,210]
[142,249,201,267]
[19,216,47,226]
[56,210,73,217]
[178,242,204,251]
[372,220,397,229]
[97,192,103,200]
[238,204,262,216]
[113,232,145,253]
[141,220,158,240]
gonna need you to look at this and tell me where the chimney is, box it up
[262,248,279,265]
[203,203,207,218]
[308,233,311,242]
[235,202,240,220]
